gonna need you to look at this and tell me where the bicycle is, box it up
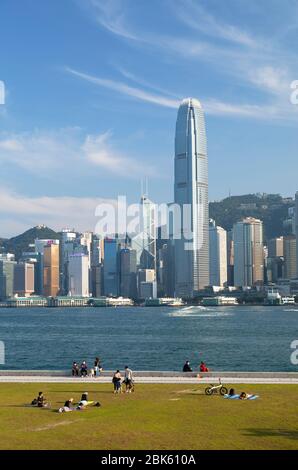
[205,378,228,396]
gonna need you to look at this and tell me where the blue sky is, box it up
[0,0,298,236]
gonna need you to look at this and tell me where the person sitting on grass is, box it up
[183,361,193,372]
[112,370,122,394]
[239,392,247,400]
[31,391,48,408]
[228,388,236,396]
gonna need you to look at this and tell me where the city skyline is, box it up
[0,0,298,237]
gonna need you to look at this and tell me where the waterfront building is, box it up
[120,248,137,299]
[13,262,34,296]
[68,253,89,297]
[91,264,102,298]
[43,242,60,297]
[209,220,227,287]
[103,238,119,297]
[60,229,76,295]
[137,268,157,299]
[283,235,296,279]
[0,258,16,300]
[233,217,264,287]
[227,230,234,286]
[174,98,209,297]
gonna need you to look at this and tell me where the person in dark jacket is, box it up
[183,361,193,372]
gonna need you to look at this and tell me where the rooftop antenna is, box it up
[140,178,144,197]
[145,177,149,197]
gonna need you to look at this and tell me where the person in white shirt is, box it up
[124,366,134,393]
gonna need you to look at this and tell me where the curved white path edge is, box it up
[0,376,297,384]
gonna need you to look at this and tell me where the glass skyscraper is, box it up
[174,98,209,297]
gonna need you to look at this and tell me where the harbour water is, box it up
[0,305,297,371]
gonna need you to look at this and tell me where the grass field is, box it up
[0,382,297,450]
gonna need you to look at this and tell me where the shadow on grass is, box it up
[243,429,298,440]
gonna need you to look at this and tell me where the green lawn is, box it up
[0,383,297,450]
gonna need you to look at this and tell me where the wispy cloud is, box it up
[66,66,297,121]
[173,0,259,48]
[0,187,116,237]
[0,127,156,179]
[66,67,179,108]
[82,130,155,177]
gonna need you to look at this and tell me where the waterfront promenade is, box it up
[0,370,297,384]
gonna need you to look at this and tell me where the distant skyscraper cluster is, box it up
[1,98,298,302]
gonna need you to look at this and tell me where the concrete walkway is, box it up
[0,372,298,384]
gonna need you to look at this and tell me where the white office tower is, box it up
[209,220,227,287]
[68,253,89,297]
[174,98,209,297]
[233,217,264,287]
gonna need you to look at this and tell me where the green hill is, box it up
[0,225,60,260]
[209,193,294,240]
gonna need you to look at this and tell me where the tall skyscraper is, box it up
[43,242,60,297]
[233,217,264,287]
[131,195,157,271]
[174,97,209,297]
[209,220,227,287]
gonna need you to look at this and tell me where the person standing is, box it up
[94,357,102,377]
[112,370,122,394]
[123,366,134,393]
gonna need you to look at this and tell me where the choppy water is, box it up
[0,305,297,371]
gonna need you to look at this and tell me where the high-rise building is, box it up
[137,268,157,299]
[131,195,157,272]
[268,237,284,258]
[227,230,234,286]
[174,98,209,297]
[283,235,296,279]
[120,248,137,299]
[295,191,298,276]
[60,229,76,294]
[43,242,60,297]
[14,262,35,296]
[91,264,102,297]
[68,253,89,297]
[209,220,227,287]
[35,238,59,295]
[233,217,264,287]
[103,238,119,297]
[0,258,16,300]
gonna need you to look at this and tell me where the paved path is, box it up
[0,376,298,384]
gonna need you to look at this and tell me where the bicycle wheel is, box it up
[205,387,213,396]
[220,386,228,396]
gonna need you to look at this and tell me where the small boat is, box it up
[167,298,186,307]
